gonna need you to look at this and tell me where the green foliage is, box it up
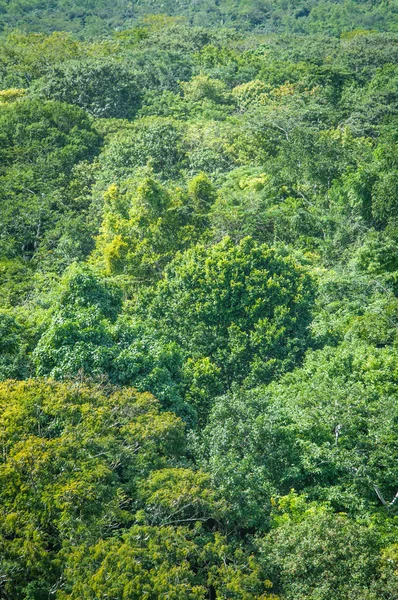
[182,74,232,104]
[137,467,227,526]
[259,494,387,600]
[201,341,398,530]
[311,263,398,346]
[98,117,188,181]
[0,379,185,599]
[180,74,235,119]
[35,235,315,423]
[31,58,142,119]
[0,311,30,379]
[33,264,121,379]
[142,236,315,389]
[60,524,277,600]
[32,265,189,416]
[60,525,209,600]
[0,1,397,36]
[0,99,102,259]
[1,11,398,600]
[0,31,83,88]
[94,172,215,281]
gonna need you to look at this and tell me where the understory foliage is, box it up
[1,6,398,600]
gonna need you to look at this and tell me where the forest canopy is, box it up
[1,3,398,599]
[0,0,397,37]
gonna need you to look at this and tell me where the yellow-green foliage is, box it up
[103,233,128,274]
[0,379,185,598]
[0,381,277,600]
[137,467,228,525]
[95,173,214,279]
[182,74,232,104]
[232,80,269,110]
[0,88,26,103]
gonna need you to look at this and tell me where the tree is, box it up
[32,265,189,416]
[0,99,102,260]
[142,236,315,391]
[0,379,185,599]
[94,172,215,281]
[59,523,278,600]
[98,117,187,182]
[0,311,30,380]
[259,494,384,600]
[31,58,142,119]
[201,341,398,531]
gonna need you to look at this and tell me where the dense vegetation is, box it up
[0,0,398,37]
[1,3,398,599]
